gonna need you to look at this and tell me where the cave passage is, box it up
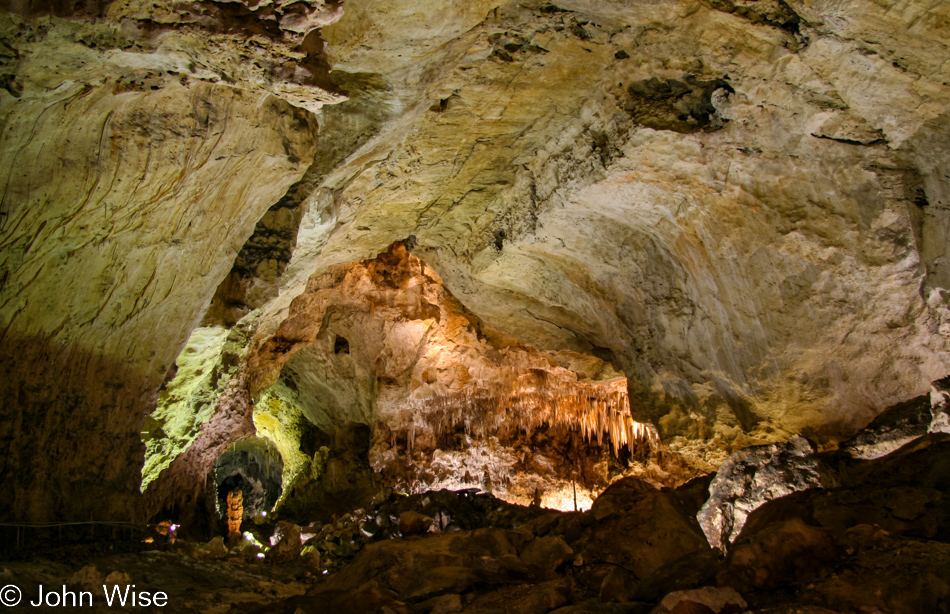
[1,0,949,612]
[213,438,284,520]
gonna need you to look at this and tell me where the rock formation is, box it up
[1,0,950,610]
[226,489,243,539]
[697,434,833,551]
[0,0,335,523]
[3,428,948,612]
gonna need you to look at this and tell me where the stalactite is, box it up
[402,364,654,457]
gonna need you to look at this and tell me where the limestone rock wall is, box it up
[247,0,950,466]
[237,243,699,511]
[0,3,331,521]
[2,0,950,522]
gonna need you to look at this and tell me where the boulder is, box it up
[716,433,950,563]
[930,376,950,434]
[697,435,833,551]
[399,511,433,535]
[404,566,482,601]
[835,433,950,542]
[234,538,264,562]
[301,545,321,571]
[836,375,950,459]
[736,483,945,544]
[651,586,746,614]
[599,566,638,603]
[67,565,105,597]
[748,524,950,613]
[629,549,723,603]
[416,593,463,614]
[804,524,950,613]
[309,528,533,604]
[269,522,303,563]
[839,394,932,459]
[589,477,659,521]
[717,517,842,592]
[671,474,715,518]
[520,535,574,578]
[578,478,710,580]
[467,579,572,614]
[192,536,229,560]
[67,566,132,599]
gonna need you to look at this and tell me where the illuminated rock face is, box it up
[244,242,687,510]
[0,2,333,521]
[2,0,950,522]
[231,0,950,478]
[237,0,950,469]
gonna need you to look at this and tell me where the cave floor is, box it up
[3,433,949,614]
[3,512,947,614]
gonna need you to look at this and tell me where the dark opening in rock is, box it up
[625,75,734,133]
[334,335,350,354]
[494,229,506,250]
[214,437,284,520]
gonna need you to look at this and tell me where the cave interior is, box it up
[1,0,950,612]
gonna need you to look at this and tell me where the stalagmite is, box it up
[226,490,243,539]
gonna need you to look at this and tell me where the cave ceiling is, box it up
[0,0,949,521]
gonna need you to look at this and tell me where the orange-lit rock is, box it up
[238,242,698,510]
[226,489,244,538]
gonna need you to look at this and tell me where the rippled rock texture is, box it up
[0,0,335,521]
[2,0,950,530]
[261,0,950,461]
[218,0,950,481]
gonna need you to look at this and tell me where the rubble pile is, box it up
[285,488,551,572]
[3,396,949,613]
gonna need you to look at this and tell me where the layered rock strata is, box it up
[0,1,337,521]
[221,0,950,476]
[3,0,950,526]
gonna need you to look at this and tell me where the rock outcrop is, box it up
[2,0,950,539]
[5,430,947,613]
[250,0,950,470]
[0,0,337,522]
[931,376,950,434]
[717,434,950,612]
[838,394,935,460]
[698,435,834,551]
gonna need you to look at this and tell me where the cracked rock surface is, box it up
[3,430,948,613]
[2,0,950,539]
